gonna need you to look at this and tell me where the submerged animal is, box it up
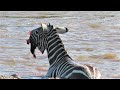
[27,23,101,79]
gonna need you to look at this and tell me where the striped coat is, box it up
[27,23,101,79]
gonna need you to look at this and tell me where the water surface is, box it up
[0,11,120,79]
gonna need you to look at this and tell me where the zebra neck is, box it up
[47,32,68,65]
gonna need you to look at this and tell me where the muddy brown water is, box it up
[0,11,120,79]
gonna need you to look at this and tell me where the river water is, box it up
[0,11,120,79]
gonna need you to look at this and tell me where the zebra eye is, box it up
[36,31,38,34]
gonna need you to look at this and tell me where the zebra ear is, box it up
[55,27,68,34]
[41,23,48,31]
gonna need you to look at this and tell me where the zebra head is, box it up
[27,23,52,58]
[27,23,68,58]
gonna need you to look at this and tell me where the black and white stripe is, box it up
[28,23,101,79]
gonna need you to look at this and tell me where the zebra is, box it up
[27,23,101,79]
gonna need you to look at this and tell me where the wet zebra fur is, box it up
[27,23,101,79]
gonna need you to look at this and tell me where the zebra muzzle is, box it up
[26,31,32,45]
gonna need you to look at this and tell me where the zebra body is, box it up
[27,23,101,79]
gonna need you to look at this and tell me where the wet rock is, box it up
[0,74,20,79]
